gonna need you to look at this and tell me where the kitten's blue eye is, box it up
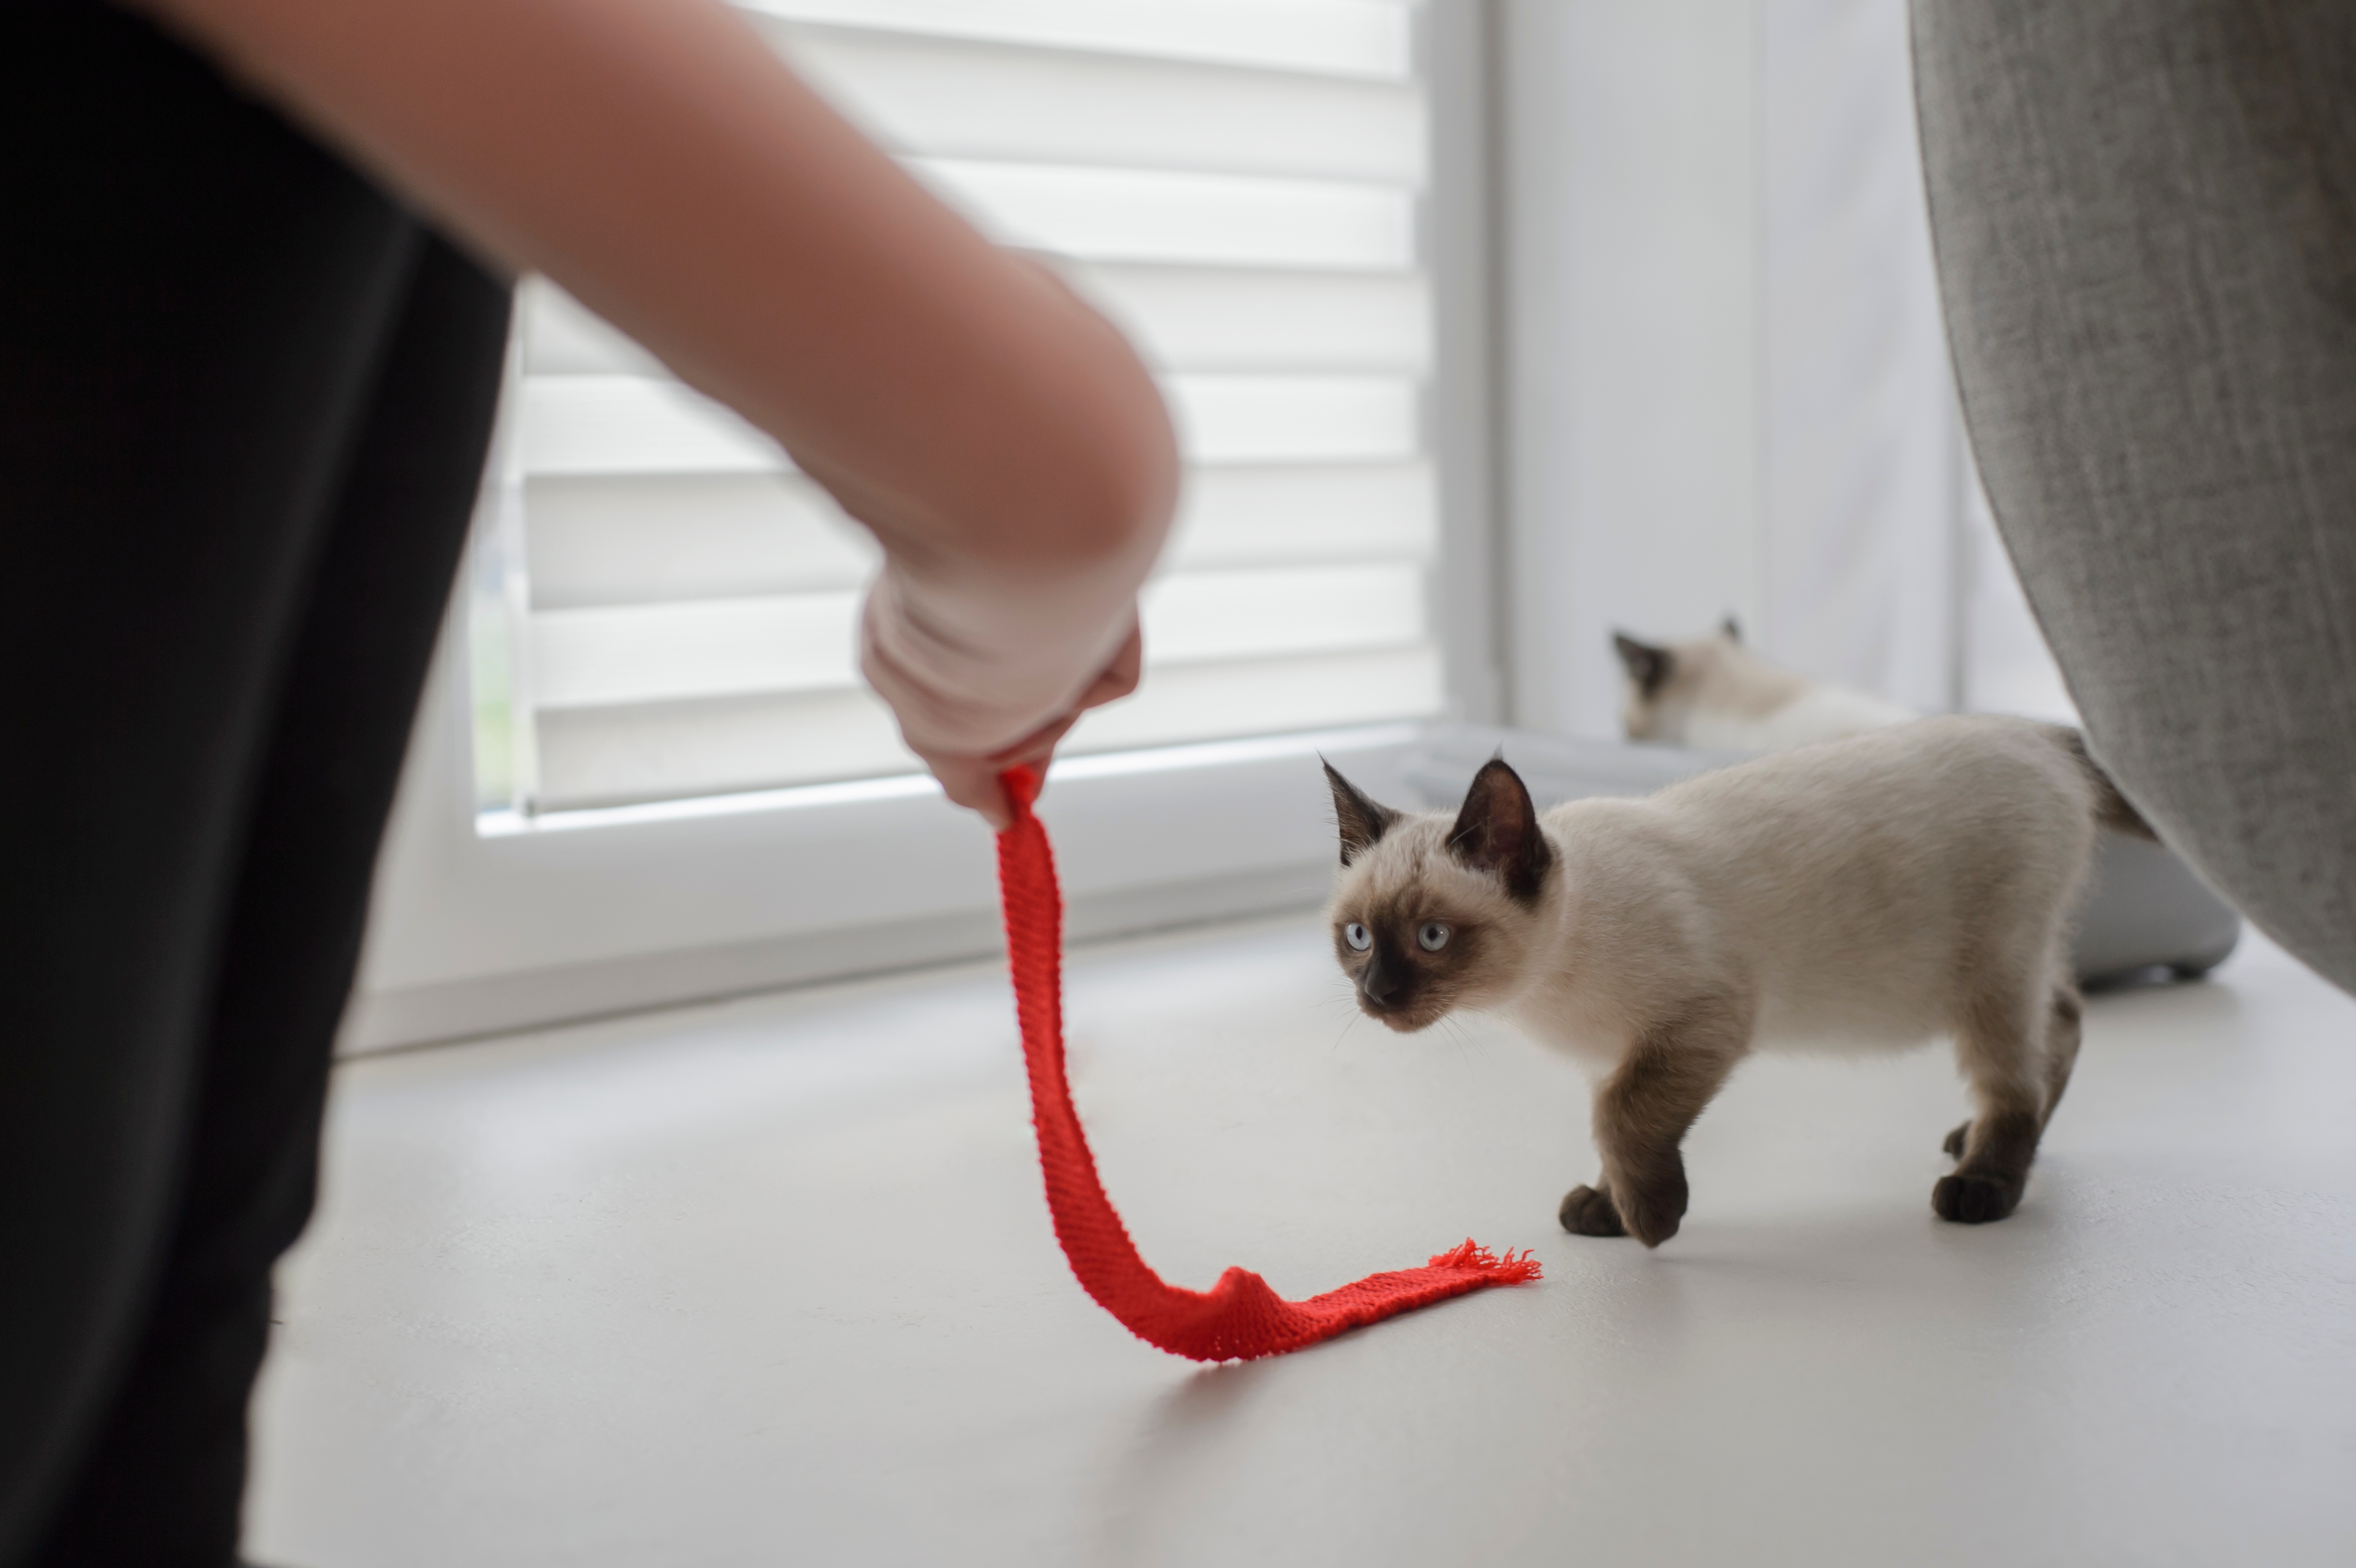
[1343,922,1372,952]
[1417,921,1451,952]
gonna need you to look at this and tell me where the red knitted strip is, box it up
[995,765,1539,1362]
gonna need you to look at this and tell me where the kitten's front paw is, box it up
[1558,1184,1627,1238]
[1932,1173,2022,1224]
[1610,1167,1688,1248]
[1942,1120,1971,1160]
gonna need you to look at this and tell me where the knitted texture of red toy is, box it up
[995,764,1540,1362]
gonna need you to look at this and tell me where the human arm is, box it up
[135,0,1178,824]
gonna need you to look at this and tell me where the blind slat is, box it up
[773,28,1424,183]
[530,645,1442,811]
[536,689,912,808]
[914,158,1412,271]
[527,269,1432,378]
[1166,462,1435,568]
[528,562,1427,713]
[737,0,1412,82]
[1142,562,1425,664]
[1168,375,1418,464]
[525,474,879,610]
[1064,645,1443,755]
[530,594,862,710]
[520,379,783,476]
[525,463,1430,611]
[519,372,1420,476]
[1075,265,1429,373]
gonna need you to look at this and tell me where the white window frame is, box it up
[344,0,1502,1053]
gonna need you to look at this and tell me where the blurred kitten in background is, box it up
[1613,619,1915,750]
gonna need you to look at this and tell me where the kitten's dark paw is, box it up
[1942,1120,1971,1160]
[1932,1173,2022,1224]
[1559,1184,1627,1238]
[1613,1172,1688,1249]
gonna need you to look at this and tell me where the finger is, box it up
[925,755,1012,830]
[1075,621,1143,710]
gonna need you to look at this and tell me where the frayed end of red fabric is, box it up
[1426,1239,1543,1283]
[997,761,1540,1360]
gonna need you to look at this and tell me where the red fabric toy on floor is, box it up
[994,765,1540,1362]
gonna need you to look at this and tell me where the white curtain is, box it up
[1758,0,2069,719]
[1759,0,1959,710]
[1494,0,2069,739]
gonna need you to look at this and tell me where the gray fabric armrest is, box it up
[1911,0,2356,994]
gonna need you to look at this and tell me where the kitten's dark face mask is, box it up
[1323,756,1553,1032]
[1331,902,1485,1031]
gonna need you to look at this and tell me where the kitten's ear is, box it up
[1613,632,1674,698]
[1721,615,1742,644]
[1448,756,1553,903]
[1322,759,1400,866]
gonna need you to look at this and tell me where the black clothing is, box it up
[3,5,509,1561]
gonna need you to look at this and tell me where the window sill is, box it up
[345,696,1423,1053]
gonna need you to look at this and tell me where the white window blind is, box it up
[478,0,1444,813]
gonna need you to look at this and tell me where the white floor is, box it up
[251,916,2356,1568]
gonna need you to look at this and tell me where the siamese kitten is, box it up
[1324,716,2153,1245]
[1614,618,1915,750]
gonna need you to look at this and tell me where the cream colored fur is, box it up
[1622,627,1916,749]
[1328,715,2106,1243]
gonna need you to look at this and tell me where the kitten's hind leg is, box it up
[1935,974,2062,1224]
[1941,984,2082,1163]
[2041,983,2083,1124]
[1562,1001,1749,1248]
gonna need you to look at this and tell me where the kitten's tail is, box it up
[2053,727,2159,840]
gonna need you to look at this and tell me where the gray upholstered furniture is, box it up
[1912,1,2356,994]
